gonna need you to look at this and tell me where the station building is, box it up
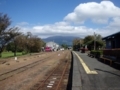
[102,31,120,49]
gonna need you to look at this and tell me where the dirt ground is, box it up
[0,50,70,90]
[0,52,55,74]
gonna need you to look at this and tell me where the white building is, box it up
[46,41,59,51]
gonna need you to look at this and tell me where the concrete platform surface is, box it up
[72,51,120,90]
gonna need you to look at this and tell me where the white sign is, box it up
[15,57,17,60]
[58,54,60,56]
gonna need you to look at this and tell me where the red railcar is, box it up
[45,47,52,52]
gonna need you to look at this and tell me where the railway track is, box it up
[0,52,61,81]
[31,51,71,90]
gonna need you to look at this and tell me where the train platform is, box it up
[72,51,120,90]
[72,51,82,90]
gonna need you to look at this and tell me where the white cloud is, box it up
[17,22,29,26]
[54,21,69,26]
[18,21,119,39]
[16,1,120,39]
[109,17,120,27]
[64,1,120,24]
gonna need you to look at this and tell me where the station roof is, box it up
[102,31,120,40]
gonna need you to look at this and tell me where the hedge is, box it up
[90,50,103,58]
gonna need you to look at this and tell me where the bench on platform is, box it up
[100,55,117,66]
[114,57,120,66]
[88,53,95,58]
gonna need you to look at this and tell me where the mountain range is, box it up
[42,36,80,46]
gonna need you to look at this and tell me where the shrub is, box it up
[22,51,27,55]
[90,50,103,58]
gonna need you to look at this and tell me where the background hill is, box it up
[42,36,80,46]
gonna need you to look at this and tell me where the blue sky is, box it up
[0,0,83,24]
[0,0,120,38]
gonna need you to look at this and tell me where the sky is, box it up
[0,0,120,38]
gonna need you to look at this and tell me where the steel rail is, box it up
[36,62,60,90]
[36,51,70,90]
[55,60,69,90]
[36,52,68,90]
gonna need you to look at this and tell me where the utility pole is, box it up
[27,32,32,55]
[94,32,96,50]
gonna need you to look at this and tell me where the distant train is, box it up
[44,47,52,52]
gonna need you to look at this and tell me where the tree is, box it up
[84,34,104,50]
[24,32,44,54]
[61,44,68,49]
[84,35,94,45]
[30,37,41,52]
[25,32,34,54]
[0,13,20,57]
[41,40,46,47]
[96,34,102,41]
[87,40,104,50]
[6,42,14,52]
[16,34,27,52]
[12,34,26,56]
[72,38,83,51]
[6,32,44,55]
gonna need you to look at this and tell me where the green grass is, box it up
[1,52,23,58]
